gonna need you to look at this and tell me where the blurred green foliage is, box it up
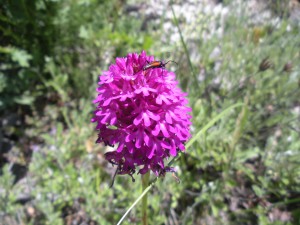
[0,0,151,109]
[0,0,300,225]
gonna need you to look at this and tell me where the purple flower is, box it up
[91,51,191,178]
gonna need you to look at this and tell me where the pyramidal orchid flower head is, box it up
[91,51,191,178]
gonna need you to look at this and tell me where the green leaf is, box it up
[235,147,260,163]
[211,204,219,217]
[252,185,264,197]
[14,94,35,105]
[11,48,32,67]
[79,25,90,39]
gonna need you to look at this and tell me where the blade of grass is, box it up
[170,3,199,88]
[117,180,156,225]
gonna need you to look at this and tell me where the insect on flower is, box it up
[143,60,178,72]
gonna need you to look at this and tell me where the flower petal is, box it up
[142,112,151,127]
[152,124,160,136]
[160,123,170,138]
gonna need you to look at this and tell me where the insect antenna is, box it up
[164,60,178,66]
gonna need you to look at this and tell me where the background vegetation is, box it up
[0,0,300,224]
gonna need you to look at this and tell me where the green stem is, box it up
[141,171,150,225]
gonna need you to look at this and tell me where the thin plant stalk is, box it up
[141,172,150,225]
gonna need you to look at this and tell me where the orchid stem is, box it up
[141,171,150,225]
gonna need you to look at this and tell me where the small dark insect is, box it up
[143,60,178,71]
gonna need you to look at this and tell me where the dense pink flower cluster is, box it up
[91,51,191,178]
